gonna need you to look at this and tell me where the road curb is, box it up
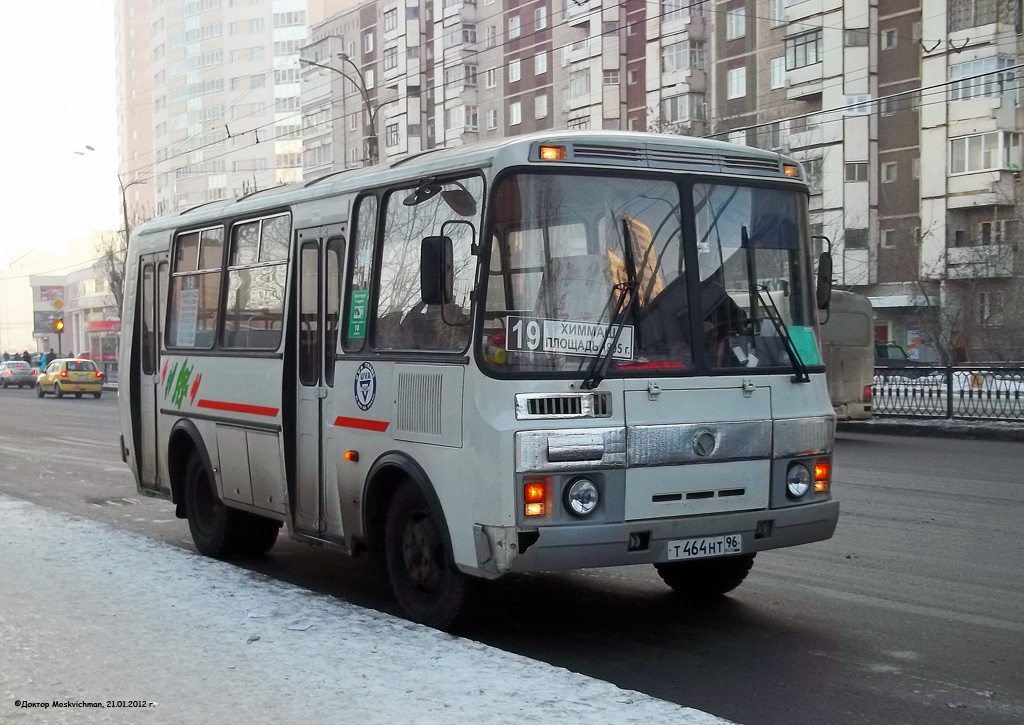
[838,420,1024,442]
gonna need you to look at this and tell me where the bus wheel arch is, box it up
[167,420,214,520]
[363,453,466,629]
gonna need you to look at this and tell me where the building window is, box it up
[882,161,898,182]
[786,30,822,70]
[770,57,785,89]
[882,29,897,49]
[486,68,497,88]
[535,51,548,75]
[881,97,899,115]
[727,129,746,146]
[465,105,478,130]
[663,0,689,23]
[487,25,496,47]
[977,291,1005,326]
[508,15,520,39]
[509,59,521,83]
[949,56,1016,102]
[845,162,868,182]
[446,105,465,131]
[804,158,823,193]
[535,6,547,30]
[383,46,398,70]
[769,0,785,26]
[769,121,788,149]
[949,131,1022,174]
[845,29,869,47]
[726,7,745,40]
[364,69,374,89]
[569,69,590,98]
[364,31,373,54]
[661,93,703,122]
[845,228,868,249]
[509,101,522,125]
[912,157,920,178]
[487,108,498,130]
[535,93,548,119]
[726,67,746,99]
[385,123,400,147]
[603,21,619,35]
[979,219,1018,244]
[603,69,619,85]
[383,8,397,32]
[661,40,704,73]
[881,229,897,248]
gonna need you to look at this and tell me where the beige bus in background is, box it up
[820,291,874,421]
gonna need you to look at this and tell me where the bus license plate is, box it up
[666,535,742,561]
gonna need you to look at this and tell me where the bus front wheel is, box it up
[654,553,755,599]
[384,482,465,630]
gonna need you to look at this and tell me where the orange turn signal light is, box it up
[344,450,359,462]
[814,459,830,492]
[783,163,800,178]
[524,476,551,516]
[539,145,566,161]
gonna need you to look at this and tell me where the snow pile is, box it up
[0,495,731,725]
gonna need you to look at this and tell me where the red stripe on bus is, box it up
[196,399,280,417]
[333,416,390,432]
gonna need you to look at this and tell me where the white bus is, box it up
[119,132,839,629]
[820,291,874,421]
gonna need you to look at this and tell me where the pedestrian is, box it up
[1,352,7,361]
[22,351,31,364]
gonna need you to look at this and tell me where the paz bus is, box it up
[820,290,874,421]
[119,131,839,629]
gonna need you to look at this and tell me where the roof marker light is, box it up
[783,163,800,178]
[539,145,567,161]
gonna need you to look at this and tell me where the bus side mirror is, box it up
[816,251,833,310]
[421,236,453,305]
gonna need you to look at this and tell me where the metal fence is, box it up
[873,365,1024,421]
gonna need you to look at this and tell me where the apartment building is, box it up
[299,0,1024,359]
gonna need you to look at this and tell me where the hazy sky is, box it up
[0,0,120,271]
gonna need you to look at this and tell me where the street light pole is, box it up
[300,55,380,165]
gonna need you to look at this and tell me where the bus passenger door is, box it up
[138,254,167,493]
[294,228,345,538]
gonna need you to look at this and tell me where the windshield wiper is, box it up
[581,218,638,390]
[755,284,810,384]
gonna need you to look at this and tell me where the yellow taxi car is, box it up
[36,358,104,399]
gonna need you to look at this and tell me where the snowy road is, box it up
[0,496,728,725]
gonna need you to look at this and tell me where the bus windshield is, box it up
[481,173,816,376]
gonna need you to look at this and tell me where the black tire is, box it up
[231,512,281,557]
[93,392,102,399]
[74,393,82,399]
[184,449,242,558]
[655,553,755,599]
[384,482,465,630]
[55,384,64,399]
[1,382,7,389]
[36,384,45,398]
[18,384,24,389]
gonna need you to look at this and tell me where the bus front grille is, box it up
[516,392,613,420]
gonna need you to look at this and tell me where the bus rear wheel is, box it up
[232,512,281,557]
[184,449,242,558]
[654,553,755,599]
[384,482,465,630]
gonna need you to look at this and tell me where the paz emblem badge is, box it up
[693,429,717,458]
[354,362,377,411]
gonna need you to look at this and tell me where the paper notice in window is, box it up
[177,285,199,347]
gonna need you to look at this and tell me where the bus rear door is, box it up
[293,226,345,538]
[137,254,169,493]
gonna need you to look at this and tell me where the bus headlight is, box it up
[786,464,811,499]
[565,478,599,517]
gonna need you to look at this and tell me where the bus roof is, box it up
[132,130,803,239]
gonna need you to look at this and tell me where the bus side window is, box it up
[375,176,483,352]
[324,236,345,385]
[222,214,289,350]
[167,227,223,350]
[343,195,376,353]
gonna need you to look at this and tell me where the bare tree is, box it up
[94,203,151,320]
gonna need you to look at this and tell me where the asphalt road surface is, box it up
[1,387,1021,725]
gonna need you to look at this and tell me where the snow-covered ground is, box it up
[0,495,731,725]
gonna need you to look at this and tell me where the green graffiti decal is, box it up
[171,359,194,409]
[163,362,179,400]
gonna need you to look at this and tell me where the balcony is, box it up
[947,244,1016,278]
[947,170,1017,209]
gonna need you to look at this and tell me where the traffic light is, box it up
[54,318,64,333]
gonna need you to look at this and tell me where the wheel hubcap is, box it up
[401,510,443,594]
